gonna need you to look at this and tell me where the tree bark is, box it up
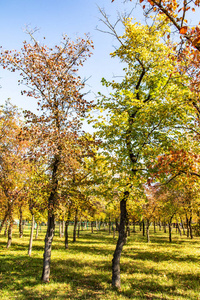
[28,214,35,256]
[112,192,128,289]
[59,221,62,238]
[41,213,55,282]
[19,206,23,238]
[168,216,174,243]
[132,220,136,233]
[176,219,182,236]
[65,220,69,249]
[6,220,13,248]
[41,156,59,282]
[4,221,8,236]
[73,209,78,242]
[91,221,94,233]
[142,219,145,236]
[0,212,8,234]
[181,218,186,235]
[189,216,193,239]
[153,221,156,234]
[109,216,111,235]
[35,222,39,239]
[146,220,150,243]
[65,204,71,249]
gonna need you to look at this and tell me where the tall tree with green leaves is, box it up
[93,16,193,288]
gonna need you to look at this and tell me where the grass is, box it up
[0,225,200,299]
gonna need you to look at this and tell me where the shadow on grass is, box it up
[0,230,200,300]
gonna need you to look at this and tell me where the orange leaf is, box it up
[180,26,188,34]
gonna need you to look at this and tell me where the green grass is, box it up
[0,225,200,299]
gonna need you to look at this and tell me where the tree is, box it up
[0,32,94,282]
[0,101,29,247]
[93,15,192,288]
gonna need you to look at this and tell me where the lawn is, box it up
[0,224,200,299]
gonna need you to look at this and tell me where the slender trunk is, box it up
[132,220,136,233]
[96,220,99,231]
[159,219,162,231]
[186,216,190,238]
[28,214,35,256]
[0,212,8,234]
[19,206,23,238]
[163,221,167,233]
[65,220,69,249]
[73,209,78,243]
[62,216,65,237]
[35,222,39,239]
[176,219,182,236]
[59,221,62,238]
[41,214,55,282]
[142,220,145,236]
[168,216,173,243]
[139,222,142,231]
[109,216,111,235]
[153,221,156,234]
[41,155,59,283]
[7,220,13,248]
[65,204,71,249]
[113,224,116,239]
[77,220,81,238]
[91,221,94,233]
[146,220,150,243]
[189,216,193,239]
[112,192,128,289]
[4,221,8,236]
[181,218,186,235]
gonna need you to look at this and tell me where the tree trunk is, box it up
[41,156,59,282]
[4,221,8,236]
[146,220,150,243]
[142,220,145,236]
[59,221,62,238]
[0,212,8,234]
[176,219,182,236]
[132,220,136,233]
[139,222,142,231]
[168,216,173,243]
[186,216,190,238]
[91,221,94,233]
[77,220,81,238]
[65,204,71,249]
[163,221,167,233]
[6,220,13,248]
[153,221,156,234]
[41,214,55,282]
[28,214,35,256]
[62,216,65,237]
[19,206,23,238]
[189,216,193,239]
[159,219,162,231]
[73,209,78,243]
[181,218,186,235]
[65,220,69,249]
[109,216,111,235]
[112,192,128,289]
[35,222,39,239]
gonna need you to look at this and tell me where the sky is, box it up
[0,0,142,114]
[0,0,199,117]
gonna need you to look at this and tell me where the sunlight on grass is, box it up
[0,225,200,299]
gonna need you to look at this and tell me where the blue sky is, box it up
[0,0,199,116]
[0,0,140,113]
